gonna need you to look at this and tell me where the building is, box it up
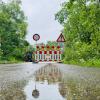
[34,45,62,62]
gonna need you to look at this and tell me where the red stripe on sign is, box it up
[49,60,52,61]
[39,51,42,54]
[44,60,47,61]
[49,51,52,54]
[39,60,42,62]
[44,51,47,54]
[54,51,57,54]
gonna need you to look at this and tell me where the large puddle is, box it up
[23,64,100,100]
[24,64,66,100]
[0,63,100,100]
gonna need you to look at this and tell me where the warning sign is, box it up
[56,33,66,42]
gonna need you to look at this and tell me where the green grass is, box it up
[0,56,24,64]
[0,60,23,64]
[63,59,100,68]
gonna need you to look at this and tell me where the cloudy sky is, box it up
[3,0,65,45]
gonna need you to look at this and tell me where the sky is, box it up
[3,0,65,45]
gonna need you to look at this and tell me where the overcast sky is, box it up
[3,0,65,45]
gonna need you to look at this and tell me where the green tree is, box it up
[47,41,58,46]
[0,0,29,62]
[56,0,100,66]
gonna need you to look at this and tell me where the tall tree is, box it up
[56,0,100,65]
[0,0,28,61]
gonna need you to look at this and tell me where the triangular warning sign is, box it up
[56,33,66,42]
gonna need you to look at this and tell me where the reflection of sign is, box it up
[33,34,40,41]
[57,33,66,42]
[32,89,39,98]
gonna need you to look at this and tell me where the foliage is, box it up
[0,0,29,62]
[46,41,58,46]
[56,0,100,67]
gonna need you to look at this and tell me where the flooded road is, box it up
[0,63,100,100]
[24,64,65,100]
[24,80,65,100]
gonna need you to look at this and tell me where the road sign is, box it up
[56,33,66,42]
[33,34,40,41]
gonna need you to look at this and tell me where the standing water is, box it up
[24,64,66,100]
[0,63,100,100]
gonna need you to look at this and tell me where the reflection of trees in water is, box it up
[33,64,68,99]
[59,81,67,98]
[34,64,100,100]
[34,64,62,84]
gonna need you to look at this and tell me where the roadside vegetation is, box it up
[56,0,100,67]
[0,0,30,63]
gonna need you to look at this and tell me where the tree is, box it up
[0,0,29,61]
[55,0,100,66]
[46,41,58,46]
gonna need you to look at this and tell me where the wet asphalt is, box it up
[0,63,100,100]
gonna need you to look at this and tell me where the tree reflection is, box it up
[59,82,67,98]
[34,64,62,84]
[33,64,100,100]
[33,64,69,99]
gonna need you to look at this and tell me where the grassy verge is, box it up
[0,60,23,64]
[63,59,100,68]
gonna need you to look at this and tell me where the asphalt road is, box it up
[0,63,46,90]
[0,63,100,100]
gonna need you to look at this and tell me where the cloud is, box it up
[3,0,65,44]
[22,0,65,44]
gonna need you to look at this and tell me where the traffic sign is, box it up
[33,34,40,41]
[56,33,66,42]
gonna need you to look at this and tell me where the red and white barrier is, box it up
[35,46,62,62]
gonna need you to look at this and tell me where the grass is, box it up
[63,59,100,68]
[0,60,23,64]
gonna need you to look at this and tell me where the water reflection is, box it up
[59,81,67,98]
[0,64,100,100]
[24,64,66,100]
[34,64,62,84]
[24,80,65,100]
[32,89,39,98]
[24,64,100,100]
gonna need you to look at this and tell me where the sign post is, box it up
[33,34,40,62]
